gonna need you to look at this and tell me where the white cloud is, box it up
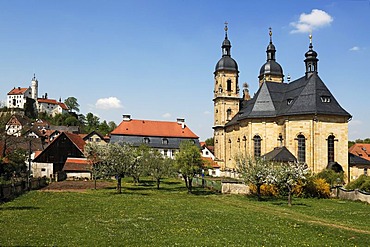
[349,46,360,51]
[203,111,211,115]
[162,113,171,118]
[95,97,123,109]
[290,9,333,33]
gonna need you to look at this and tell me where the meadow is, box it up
[0,179,369,246]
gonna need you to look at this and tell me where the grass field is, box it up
[0,178,369,246]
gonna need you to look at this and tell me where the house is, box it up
[110,115,200,158]
[213,25,351,180]
[200,142,221,177]
[349,144,370,180]
[5,114,31,137]
[83,131,108,145]
[37,97,69,117]
[32,132,86,180]
[7,87,32,109]
[6,75,38,110]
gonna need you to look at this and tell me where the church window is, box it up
[226,108,232,121]
[227,79,232,91]
[297,134,306,163]
[253,135,262,157]
[327,135,335,164]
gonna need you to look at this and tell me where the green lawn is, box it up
[0,179,369,246]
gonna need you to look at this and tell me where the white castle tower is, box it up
[31,74,38,100]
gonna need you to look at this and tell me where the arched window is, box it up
[253,135,262,157]
[226,108,232,121]
[297,134,306,163]
[328,135,335,163]
[227,79,232,91]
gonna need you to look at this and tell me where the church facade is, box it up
[213,25,351,175]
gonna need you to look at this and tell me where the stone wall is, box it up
[221,182,249,195]
[333,187,370,204]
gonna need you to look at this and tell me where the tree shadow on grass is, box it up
[0,206,40,211]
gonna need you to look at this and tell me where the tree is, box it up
[99,143,134,193]
[86,112,100,132]
[205,137,214,146]
[273,162,309,206]
[175,141,203,193]
[64,97,80,113]
[235,154,273,201]
[130,145,151,184]
[148,150,175,189]
[84,142,104,189]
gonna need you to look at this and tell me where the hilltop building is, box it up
[6,75,68,116]
[110,115,200,158]
[213,25,351,177]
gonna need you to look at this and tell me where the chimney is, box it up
[122,114,131,121]
[177,118,185,129]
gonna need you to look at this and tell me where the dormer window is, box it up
[162,138,168,145]
[321,96,331,103]
[287,98,293,105]
[143,137,150,144]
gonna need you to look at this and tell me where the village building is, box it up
[110,115,200,158]
[349,143,370,180]
[213,25,351,178]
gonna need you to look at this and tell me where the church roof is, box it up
[227,73,351,126]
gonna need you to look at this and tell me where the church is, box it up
[213,24,351,176]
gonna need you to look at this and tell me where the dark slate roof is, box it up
[349,153,370,167]
[215,56,238,72]
[227,73,351,126]
[263,146,297,163]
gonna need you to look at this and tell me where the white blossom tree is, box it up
[273,162,309,206]
[235,154,274,201]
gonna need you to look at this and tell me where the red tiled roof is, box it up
[8,87,28,95]
[202,157,220,168]
[349,144,370,161]
[63,158,91,171]
[37,98,68,110]
[111,119,198,138]
[64,132,86,152]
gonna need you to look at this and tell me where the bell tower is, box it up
[213,22,240,167]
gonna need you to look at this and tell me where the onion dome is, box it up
[258,28,284,81]
[215,23,238,72]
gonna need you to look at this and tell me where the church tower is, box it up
[258,28,284,87]
[31,74,38,100]
[213,23,240,167]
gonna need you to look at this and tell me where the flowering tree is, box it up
[273,162,309,206]
[235,154,273,201]
[148,150,175,189]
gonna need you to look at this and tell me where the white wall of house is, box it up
[66,172,91,180]
[7,88,31,109]
[32,162,53,178]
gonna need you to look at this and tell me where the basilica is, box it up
[213,25,351,175]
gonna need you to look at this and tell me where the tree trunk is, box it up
[288,186,292,206]
[117,176,122,194]
[156,178,160,189]
[188,178,193,193]
[94,174,97,190]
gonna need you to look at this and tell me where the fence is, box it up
[192,177,222,192]
[0,177,48,202]
[332,187,370,204]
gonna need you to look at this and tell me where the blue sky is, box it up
[0,0,369,141]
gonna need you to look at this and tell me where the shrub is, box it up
[302,177,331,199]
[316,169,344,187]
[249,183,279,197]
[346,175,370,192]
